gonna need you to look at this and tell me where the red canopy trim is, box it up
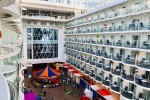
[97,89,111,96]
[66,66,73,70]
[80,97,90,100]
[63,63,69,66]
[72,70,79,74]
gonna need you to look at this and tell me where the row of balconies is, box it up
[65,60,149,100]
[66,2,150,28]
[65,47,150,70]
[22,12,69,20]
[65,38,150,50]
[66,52,149,85]
[65,23,150,34]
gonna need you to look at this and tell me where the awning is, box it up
[72,70,79,74]
[74,73,82,77]
[97,89,111,96]
[63,63,69,66]
[90,85,100,91]
[96,89,115,100]
[64,66,70,68]
[68,69,75,71]
[80,97,90,100]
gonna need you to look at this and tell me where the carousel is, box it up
[32,65,61,87]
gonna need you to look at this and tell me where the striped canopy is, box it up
[36,66,59,78]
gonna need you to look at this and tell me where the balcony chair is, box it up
[122,70,126,77]
[118,26,122,31]
[100,39,103,44]
[124,86,128,92]
[125,55,131,62]
[106,40,110,45]
[143,41,150,49]
[101,28,104,32]
[116,40,122,46]
[139,58,145,65]
[108,27,112,31]
[138,93,144,100]
[113,81,117,85]
[116,53,121,60]
[105,77,108,81]
[126,41,131,47]
[96,50,101,56]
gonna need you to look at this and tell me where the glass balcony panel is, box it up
[121,71,134,81]
[121,88,133,99]
[102,78,110,86]
[137,59,150,69]
[110,83,120,92]
[123,56,136,65]
[135,75,150,88]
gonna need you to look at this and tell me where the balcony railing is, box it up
[7,81,18,100]
[22,13,68,20]
[102,78,110,86]
[66,4,150,28]
[135,76,150,88]
[123,56,136,65]
[103,64,111,72]
[95,76,102,82]
[137,59,150,69]
[121,88,134,99]
[121,71,134,81]
[111,68,121,76]
[110,83,120,92]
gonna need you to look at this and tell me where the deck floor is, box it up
[24,77,84,100]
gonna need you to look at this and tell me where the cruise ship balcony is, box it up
[7,81,18,100]
[111,67,121,76]
[96,62,103,68]
[103,64,111,72]
[135,74,150,89]
[137,58,150,69]
[95,75,102,82]
[110,82,120,93]
[102,77,110,87]
[0,45,21,60]
[121,87,133,100]
[121,70,134,81]
[0,65,17,80]
[123,55,136,65]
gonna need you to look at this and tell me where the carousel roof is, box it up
[36,66,59,78]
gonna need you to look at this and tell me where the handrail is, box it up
[0,45,21,60]
[7,81,18,100]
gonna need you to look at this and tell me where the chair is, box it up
[143,41,149,49]
[139,58,145,65]
[124,86,128,91]
[126,41,130,46]
[125,55,130,62]
[142,75,146,79]
[114,81,117,85]
[139,93,143,99]
[116,66,119,69]
[105,77,108,80]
